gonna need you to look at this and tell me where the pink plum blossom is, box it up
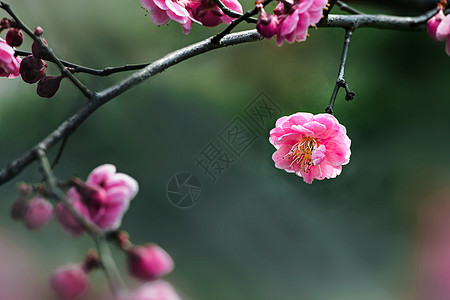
[269,112,351,184]
[125,281,182,300]
[436,12,450,56]
[141,0,194,34]
[273,0,328,46]
[428,9,446,41]
[50,264,89,300]
[55,164,139,237]
[0,38,20,78]
[190,0,242,27]
[256,9,280,39]
[128,244,174,281]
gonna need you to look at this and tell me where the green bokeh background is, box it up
[1,1,450,299]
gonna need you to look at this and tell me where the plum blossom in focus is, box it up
[0,38,20,78]
[269,112,351,184]
[190,0,242,27]
[55,164,138,237]
[142,0,194,34]
[141,0,242,33]
[257,0,327,46]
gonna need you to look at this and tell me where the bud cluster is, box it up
[16,26,65,98]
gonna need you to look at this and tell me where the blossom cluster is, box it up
[11,164,178,300]
[141,0,243,34]
[257,0,328,46]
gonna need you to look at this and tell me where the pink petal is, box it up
[311,144,326,165]
[272,144,293,170]
[106,173,139,199]
[87,164,116,186]
[274,132,303,145]
[291,125,314,136]
[295,0,314,14]
[302,120,327,136]
[437,14,450,41]
[324,140,350,166]
[280,12,299,36]
[165,0,189,18]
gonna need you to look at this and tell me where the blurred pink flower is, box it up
[127,281,182,300]
[23,196,53,230]
[269,112,351,184]
[273,0,327,46]
[50,264,89,300]
[436,13,450,56]
[128,244,174,281]
[55,164,139,237]
[142,0,194,34]
[190,0,242,27]
[0,38,20,78]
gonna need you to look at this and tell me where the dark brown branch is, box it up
[0,9,437,185]
[0,30,262,185]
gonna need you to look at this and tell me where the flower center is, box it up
[284,137,317,172]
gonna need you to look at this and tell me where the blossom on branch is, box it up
[50,264,90,300]
[269,112,351,184]
[0,38,20,78]
[190,0,242,27]
[142,0,195,34]
[55,164,139,237]
[274,0,327,46]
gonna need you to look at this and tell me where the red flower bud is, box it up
[82,250,100,272]
[37,75,63,98]
[50,264,89,300]
[34,26,44,36]
[32,37,48,59]
[10,197,28,221]
[127,244,174,281]
[19,55,47,84]
[5,28,23,47]
[23,196,53,230]
[256,10,279,39]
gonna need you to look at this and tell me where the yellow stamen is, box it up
[283,137,318,173]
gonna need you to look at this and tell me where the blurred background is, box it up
[1,0,450,299]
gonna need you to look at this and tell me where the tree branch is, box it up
[0,9,437,186]
[336,1,364,15]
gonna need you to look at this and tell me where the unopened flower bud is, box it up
[34,26,44,36]
[37,75,63,98]
[23,196,53,229]
[32,37,48,59]
[114,230,132,250]
[19,55,47,84]
[127,244,174,281]
[5,28,23,47]
[71,177,107,205]
[82,250,100,272]
[0,18,10,30]
[256,10,279,39]
[428,10,446,41]
[50,264,89,300]
[10,197,28,221]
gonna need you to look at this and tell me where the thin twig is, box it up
[212,0,273,43]
[51,136,68,169]
[15,50,150,76]
[213,0,244,19]
[0,1,94,99]
[36,147,101,235]
[325,28,354,115]
[94,236,128,297]
[336,1,364,15]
